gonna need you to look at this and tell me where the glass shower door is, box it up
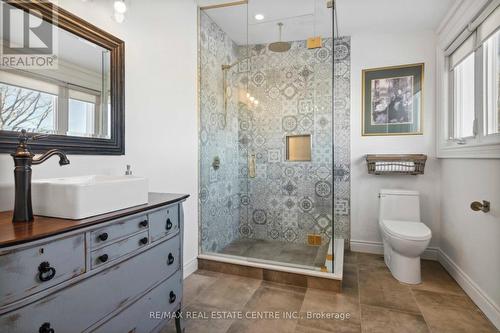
[238,0,335,273]
[199,0,348,276]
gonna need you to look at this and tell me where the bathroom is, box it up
[0,0,499,332]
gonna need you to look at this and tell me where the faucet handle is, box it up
[18,129,29,145]
[14,130,49,158]
[14,130,33,158]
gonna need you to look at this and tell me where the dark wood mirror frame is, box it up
[0,0,125,155]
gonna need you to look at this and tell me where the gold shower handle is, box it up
[470,200,490,213]
[248,154,256,178]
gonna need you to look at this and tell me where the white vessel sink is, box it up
[32,175,149,219]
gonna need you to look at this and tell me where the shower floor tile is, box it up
[219,239,329,269]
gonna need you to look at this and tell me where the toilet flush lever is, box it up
[470,200,490,213]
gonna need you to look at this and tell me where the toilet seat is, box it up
[381,220,431,241]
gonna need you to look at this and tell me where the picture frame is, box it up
[362,63,424,136]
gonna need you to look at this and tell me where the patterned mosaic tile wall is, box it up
[199,12,241,252]
[236,38,351,244]
[333,37,351,241]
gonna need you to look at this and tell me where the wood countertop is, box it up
[0,192,189,248]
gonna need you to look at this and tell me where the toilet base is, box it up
[385,249,421,284]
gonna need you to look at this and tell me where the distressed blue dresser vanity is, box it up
[0,193,189,333]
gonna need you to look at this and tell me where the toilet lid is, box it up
[381,220,431,241]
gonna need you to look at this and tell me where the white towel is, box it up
[375,161,415,173]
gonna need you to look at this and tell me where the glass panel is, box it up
[484,29,500,135]
[199,6,244,255]
[452,53,475,138]
[0,81,57,133]
[68,98,96,137]
[199,0,345,276]
[242,0,334,272]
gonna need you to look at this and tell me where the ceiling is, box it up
[198,0,458,45]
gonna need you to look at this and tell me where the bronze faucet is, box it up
[11,130,70,222]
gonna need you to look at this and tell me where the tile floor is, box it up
[218,238,329,269]
[162,251,498,333]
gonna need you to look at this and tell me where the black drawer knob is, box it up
[169,291,176,304]
[167,253,175,265]
[38,261,56,282]
[140,220,148,227]
[98,233,108,241]
[166,218,173,230]
[140,237,148,245]
[98,254,109,263]
[39,322,55,333]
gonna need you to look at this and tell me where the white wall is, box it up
[435,0,500,328]
[440,159,500,328]
[0,0,199,276]
[350,31,441,250]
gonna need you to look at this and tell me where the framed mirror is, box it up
[0,0,125,154]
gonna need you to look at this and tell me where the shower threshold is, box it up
[220,238,330,271]
[197,239,344,291]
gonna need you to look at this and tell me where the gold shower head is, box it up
[269,23,291,53]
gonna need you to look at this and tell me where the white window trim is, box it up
[437,0,500,158]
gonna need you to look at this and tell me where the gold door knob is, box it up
[470,200,490,213]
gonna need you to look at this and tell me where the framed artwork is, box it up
[362,63,424,136]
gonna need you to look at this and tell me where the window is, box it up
[68,89,98,137]
[444,3,500,153]
[0,73,58,133]
[0,71,102,137]
[484,30,500,135]
[452,53,476,138]
[69,99,95,136]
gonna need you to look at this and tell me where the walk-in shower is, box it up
[198,0,350,277]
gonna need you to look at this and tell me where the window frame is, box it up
[437,1,500,158]
[483,32,500,136]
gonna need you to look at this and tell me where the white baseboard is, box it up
[437,249,500,330]
[183,257,198,279]
[350,239,439,260]
[350,239,500,330]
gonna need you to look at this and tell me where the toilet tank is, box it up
[379,189,421,222]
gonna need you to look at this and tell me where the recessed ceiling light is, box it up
[114,0,127,14]
[255,14,264,21]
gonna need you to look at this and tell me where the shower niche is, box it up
[198,0,350,278]
[286,135,312,162]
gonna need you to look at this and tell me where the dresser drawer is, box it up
[91,231,149,269]
[90,214,149,249]
[149,204,179,242]
[0,236,180,333]
[92,271,182,333]
[0,234,85,307]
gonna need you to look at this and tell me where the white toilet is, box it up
[378,189,432,284]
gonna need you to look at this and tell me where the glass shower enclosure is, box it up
[198,0,349,276]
